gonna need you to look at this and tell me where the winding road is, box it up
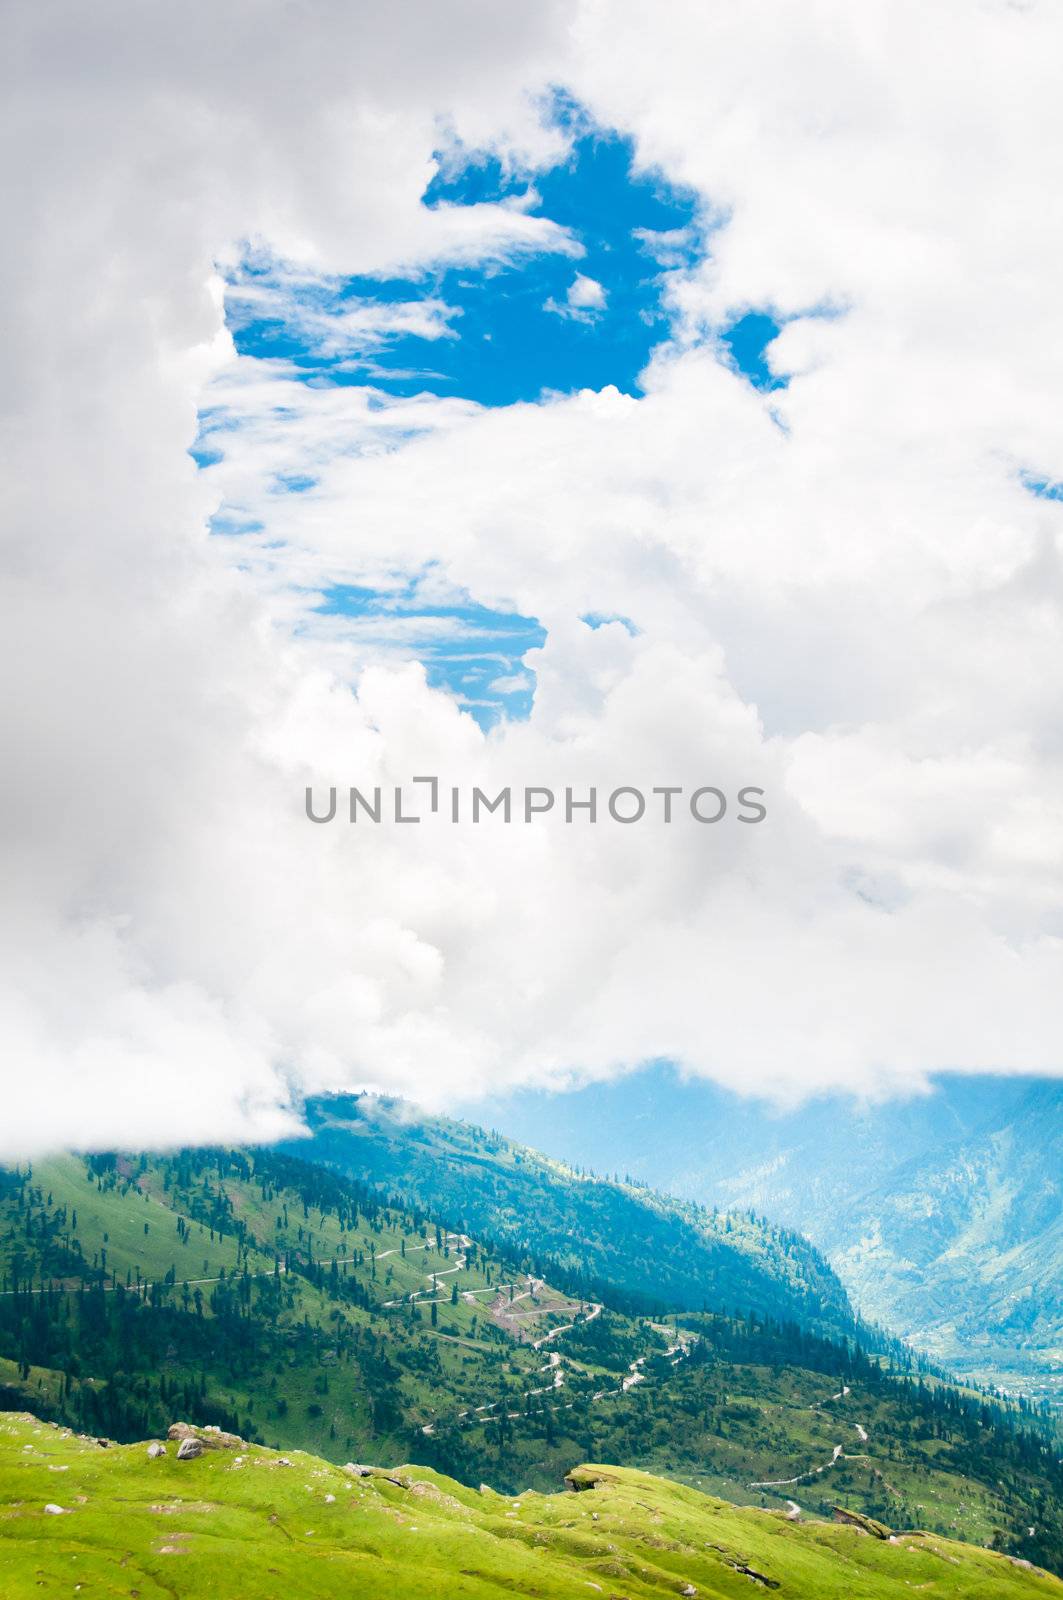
[749,1383,871,1492]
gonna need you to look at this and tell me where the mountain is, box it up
[470,1068,1063,1400]
[0,1145,626,1470]
[3,1413,1061,1600]
[2,1144,1062,1568]
[285,1093,859,1341]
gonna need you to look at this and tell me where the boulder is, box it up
[832,1506,891,1540]
[175,1438,204,1461]
[167,1421,244,1451]
[563,1469,604,1493]
[200,1424,245,1448]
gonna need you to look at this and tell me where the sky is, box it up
[3,0,1063,1156]
[198,99,706,726]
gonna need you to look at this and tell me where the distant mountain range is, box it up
[469,1069,1063,1401]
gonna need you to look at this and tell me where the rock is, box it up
[147,1442,167,1459]
[276,1457,293,1467]
[344,1463,373,1477]
[324,1493,336,1504]
[564,1469,604,1493]
[175,1438,204,1461]
[727,1565,779,1589]
[832,1506,891,1540]
[167,1421,244,1451]
[43,1504,68,1515]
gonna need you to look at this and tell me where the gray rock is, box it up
[167,1420,244,1451]
[147,1442,167,1459]
[175,1437,204,1461]
[43,1503,68,1515]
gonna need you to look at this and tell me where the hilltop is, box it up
[1,1411,1060,1600]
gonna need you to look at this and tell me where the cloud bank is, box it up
[3,0,1063,1155]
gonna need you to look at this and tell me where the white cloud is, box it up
[568,273,606,309]
[3,0,1063,1157]
[487,671,536,694]
[225,273,463,357]
[545,271,608,320]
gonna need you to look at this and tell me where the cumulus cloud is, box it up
[545,270,608,319]
[3,0,1063,1157]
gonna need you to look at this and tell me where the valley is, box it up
[473,1069,1063,1400]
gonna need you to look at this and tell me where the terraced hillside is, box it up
[1,1412,1059,1600]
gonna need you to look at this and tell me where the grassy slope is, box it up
[12,1155,248,1282]
[1,1150,607,1460]
[1,1412,1059,1600]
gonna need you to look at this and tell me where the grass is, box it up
[0,1410,1060,1599]
[3,1156,248,1287]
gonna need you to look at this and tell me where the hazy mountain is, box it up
[470,1069,1063,1400]
[286,1093,860,1342]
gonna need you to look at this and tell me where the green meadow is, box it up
[2,1412,1060,1600]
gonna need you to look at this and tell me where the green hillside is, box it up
[2,1146,1062,1572]
[288,1094,859,1338]
[2,1412,1060,1600]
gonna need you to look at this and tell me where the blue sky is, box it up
[318,580,546,721]
[224,103,706,407]
[198,98,787,727]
